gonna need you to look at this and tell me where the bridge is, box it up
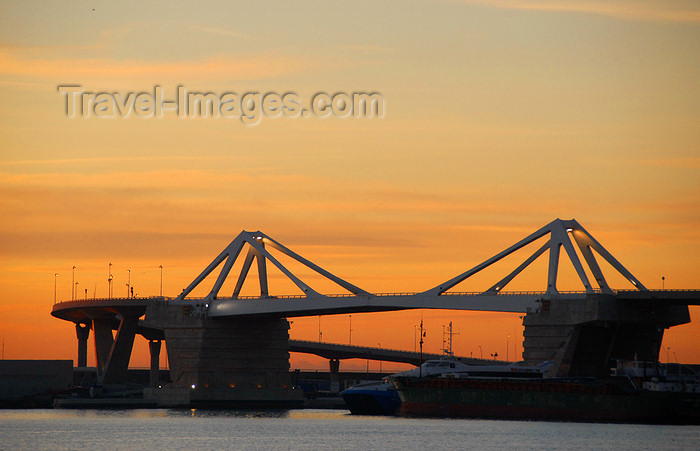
[51,218,699,407]
[287,340,494,367]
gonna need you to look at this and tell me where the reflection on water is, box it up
[173,408,292,419]
[1,409,698,450]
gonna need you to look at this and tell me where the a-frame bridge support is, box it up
[144,231,370,407]
[422,219,689,377]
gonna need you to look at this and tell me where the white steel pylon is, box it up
[176,231,370,301]
[424,218,647,296]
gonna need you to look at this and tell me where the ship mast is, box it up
[442,321,460,356]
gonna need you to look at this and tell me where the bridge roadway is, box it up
[51,289,700,325]
[199,289,700,318]
[288,339,499,366]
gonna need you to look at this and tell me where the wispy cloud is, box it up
[0,46,316,84]
[452,0,700,23]
[187,25,257,41]
[0,155,246,167]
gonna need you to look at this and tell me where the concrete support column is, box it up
[75,323,90,368]
[149,340,162,387]
[92,318,114,377]
[329,358,340,393]
[102,315,139,385]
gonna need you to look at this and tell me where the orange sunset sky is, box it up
[0,1,698,371]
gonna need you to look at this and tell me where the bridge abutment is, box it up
[523,294,691,377]
[143,303,303,407]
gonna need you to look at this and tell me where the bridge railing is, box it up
[54,289,696,305]
[54,296,175,305]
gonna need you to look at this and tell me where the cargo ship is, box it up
[341,359,472,415]
[341,359,552,415]
[392,361,700,424]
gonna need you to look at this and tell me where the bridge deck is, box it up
[51,289,700,321]
[288,339,500,366]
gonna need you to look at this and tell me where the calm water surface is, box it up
[1,409,698,450]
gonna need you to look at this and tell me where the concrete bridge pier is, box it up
[143,303,304,407]
[329,358,340,393]
[101,314,140,384]
[92,318,114,376]
[523,294,691,377]
[90,309,143,385]
[75,323,90,368]
[149,340,162,387]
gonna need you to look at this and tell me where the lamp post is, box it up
[507,334,510,362]
[348,315,352,346]
[318,315,322,342]
[662,276,665,290]
[54,273,58,304]
[419,319,425,377]
[108,263,113,299]
[126,269,131,298]
[75,281,79,300]
[159,265,163,297]
[72,266,76,301]
[479,345,482,359]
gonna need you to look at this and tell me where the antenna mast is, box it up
[442,321,460,356]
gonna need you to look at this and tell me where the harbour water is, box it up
[1,409,698,450]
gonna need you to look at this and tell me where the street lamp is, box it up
[54,273,58,304]
[72,266,76,301]
[478,345,482,359]
[108,263,113,299]
[159,265,163,297]
[318,315,322,342]
[348,315,352,346]
[662,276,665,290]
[126,269,131,298]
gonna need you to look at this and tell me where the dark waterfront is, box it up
[1,409,698,450]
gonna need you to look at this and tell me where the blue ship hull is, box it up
[341,386,401,415]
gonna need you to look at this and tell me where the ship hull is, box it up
[341,390,401,415]
[394,377,700,424]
